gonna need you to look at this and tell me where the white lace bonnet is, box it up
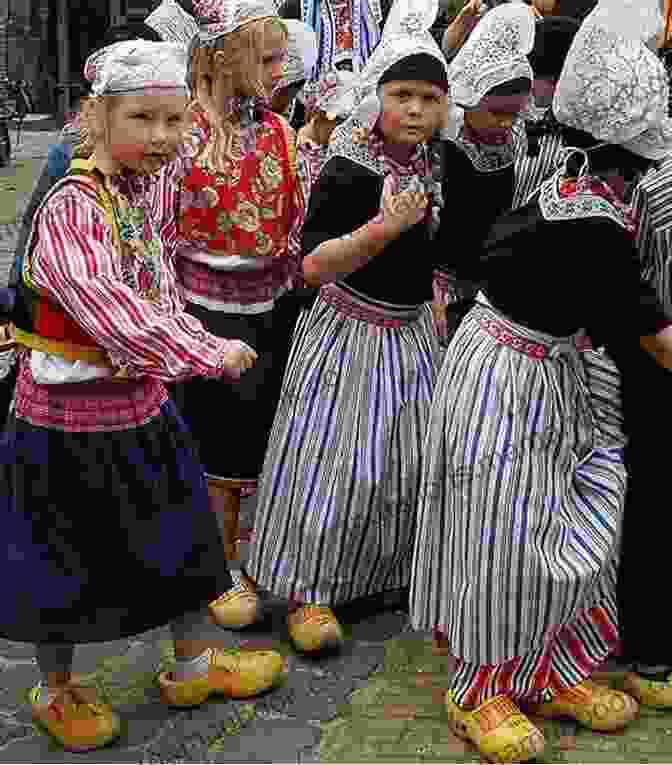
[84,40,189,96]
[553,0,672,160]
[448,1,535,108]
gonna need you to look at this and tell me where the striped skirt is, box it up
[247,283,439,605]
[410,301,625,702]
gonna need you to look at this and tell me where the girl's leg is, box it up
[32,644,121,752]
[208,480,263,630]
[35,643,75,696]
[159,608,285,707]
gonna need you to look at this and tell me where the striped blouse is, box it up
[16,164,242,432]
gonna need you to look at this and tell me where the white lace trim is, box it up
[538,176,629,229]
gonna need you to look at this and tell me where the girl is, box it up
[147,0,312,630]
[296,67,357,203]
[512,14,579,209]
[431,3,533,348]
[410,4,672,761]
[246,0,448,653]
[1,40,284,753]
[614,0,672,711]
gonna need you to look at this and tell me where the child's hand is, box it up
[220,341,258,379]
[381,187,428,237]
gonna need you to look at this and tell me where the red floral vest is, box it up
[178,109,296,259]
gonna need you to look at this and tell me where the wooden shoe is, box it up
[287,606,344,653]
[524,678,638,732]
[209,574,263,629]
[445,691,545,764]
[30,684,122,753]
[623,671,672,709]
[158,647,286,707]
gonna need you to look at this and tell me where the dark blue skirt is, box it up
[0,399,232,644]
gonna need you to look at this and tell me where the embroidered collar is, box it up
[450,122,521,173]
[538,173,638,235]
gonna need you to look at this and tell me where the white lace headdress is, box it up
[332,0,447,141]
[84,40,189,96]
[448,2,535,108]
[554,0,672,160]
[301,68,357,118]
[145,0,200,45]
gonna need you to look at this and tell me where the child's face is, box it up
[104,92,188,174]
[377,80,446,147]
[260,24,288,98]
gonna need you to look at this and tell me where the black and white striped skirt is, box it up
[410,300,626,666]
[247,283,439,605]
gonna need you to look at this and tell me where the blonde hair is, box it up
[189,18,287,106]
[77,95,130,157]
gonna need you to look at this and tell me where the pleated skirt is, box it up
[247,283,440,605]
[410,301,626,665]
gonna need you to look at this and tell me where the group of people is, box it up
[1,0,672,760]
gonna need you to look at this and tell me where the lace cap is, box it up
[554,13,672,160]
[84,40,189,96]
[448,2,534,108]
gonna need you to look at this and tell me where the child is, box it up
[410,4,672,760]
[246,0,448,653]
[431,3,534,347]
[297,67,356,203]
[144,0,314,632]
[1,39,284,753]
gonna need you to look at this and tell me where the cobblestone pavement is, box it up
[2,133,672,763]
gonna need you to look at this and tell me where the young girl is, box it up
[613,0,672,710]
[431,3,533,347]
[245,0,448,654]
[297,67,356,203]
[512,14,579,209]
[1,40,284,753]
[410,5,672,761]
[145,0,312,630]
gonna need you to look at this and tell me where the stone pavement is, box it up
[0,127,61,286]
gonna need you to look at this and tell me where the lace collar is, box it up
[449,122,522,173]
[538,173,637,235]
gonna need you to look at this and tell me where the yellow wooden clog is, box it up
[445,691,546,764]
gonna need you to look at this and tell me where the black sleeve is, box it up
[587,219,672,347]
[301,157,382,256]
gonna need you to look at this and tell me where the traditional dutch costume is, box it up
[0,40,284,753]
[246,0,448,652]
[410,6,672,761]
[432,3,532,346]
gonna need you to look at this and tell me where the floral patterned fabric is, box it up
[179,108,297,260]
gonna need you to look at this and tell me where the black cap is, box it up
[378,53,449,92]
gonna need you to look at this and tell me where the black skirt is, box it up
[0,399,232,644]
[178,294,303,482]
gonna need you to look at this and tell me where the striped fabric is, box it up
[512,130,565,210]
[451,602,619,707]
[247,283,439,605]
[632,157,672,314]
[410,302,626,678]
